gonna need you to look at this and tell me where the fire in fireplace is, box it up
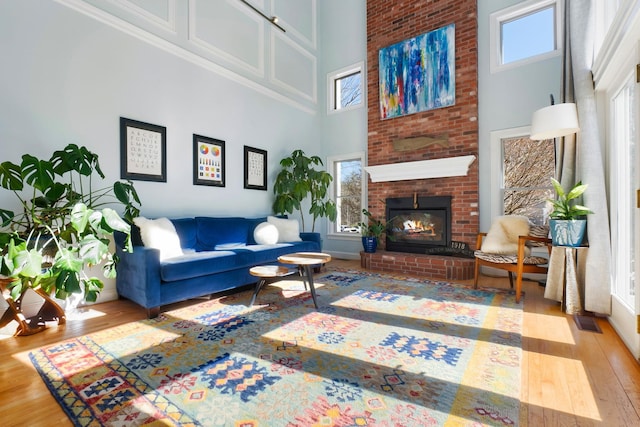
[385,195,452,255]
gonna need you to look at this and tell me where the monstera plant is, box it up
[0,143,141,307]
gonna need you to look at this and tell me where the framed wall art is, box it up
[244,145,267,191]
[193,134,225,187]
[120,117,167,182]
[379,23,455,119]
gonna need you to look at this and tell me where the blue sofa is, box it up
[114,216,321,317]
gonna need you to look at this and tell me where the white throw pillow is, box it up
[481,215,531,256]
[253,222,279,245]
[267,216,302,242]
[133,216,183,261]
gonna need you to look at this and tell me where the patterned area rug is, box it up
[30,269,522,426]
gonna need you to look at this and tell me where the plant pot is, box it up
[549,219,587,247]
[362,236,378,253]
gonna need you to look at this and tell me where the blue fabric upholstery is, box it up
[171,218,198,249]
[195,217,248,251]
[114,216,321,318]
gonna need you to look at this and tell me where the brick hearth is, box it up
[360,250,474,281]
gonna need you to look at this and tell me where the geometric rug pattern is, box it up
[29,269,522,426]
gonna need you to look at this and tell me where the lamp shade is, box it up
[530,102,580,140]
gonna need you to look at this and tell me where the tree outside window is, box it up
[502,136,555,225]
[328,62,364,114]
[334,159,362,233]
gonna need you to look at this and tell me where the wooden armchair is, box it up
[473,223,552,303]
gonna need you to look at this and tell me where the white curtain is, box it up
[566,0,612,314]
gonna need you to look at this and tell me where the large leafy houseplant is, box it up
[547,178,592,247]
[273,149,337,232]
[0,144,141,304]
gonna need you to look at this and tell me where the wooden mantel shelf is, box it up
[364,155,476,183]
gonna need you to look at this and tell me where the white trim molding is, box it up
[364,155,476,183]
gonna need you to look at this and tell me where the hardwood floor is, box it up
[1,259,639,426]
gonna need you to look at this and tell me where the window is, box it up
[490,127,555,225]
[490,0,561,73]
[327,152,365,236]
[328,62,364,113]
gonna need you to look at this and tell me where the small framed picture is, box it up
[193,134,225,187]
[244,146,267,191]
[120,117,167,182]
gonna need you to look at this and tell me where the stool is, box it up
[248,265,296,307]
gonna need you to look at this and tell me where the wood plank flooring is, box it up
[1,259,639,426]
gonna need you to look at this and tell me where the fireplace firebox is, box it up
[385,196,452,255]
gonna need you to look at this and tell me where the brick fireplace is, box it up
[364,0,478,279]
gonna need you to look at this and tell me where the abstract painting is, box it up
[379,24,455,119]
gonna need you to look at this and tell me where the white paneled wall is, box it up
[60,0,318,112]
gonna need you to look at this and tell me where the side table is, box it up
[544,246,588,314]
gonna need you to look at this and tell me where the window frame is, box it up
[326,151,366,239]
[490,126,555,222]
[490,0,562,74]
[327,62,365,115]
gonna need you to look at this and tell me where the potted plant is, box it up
[273,149,337,232]
[0,143,141,335]
[548,178,593,247]
[357,209,386,253]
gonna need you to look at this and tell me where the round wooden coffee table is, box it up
[277,252,331,309]
[248,265,295,307]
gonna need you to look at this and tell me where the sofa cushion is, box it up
[253,222,279,244]
[267,216,302,242]
[133,217,184,261]
[195,217,249,251]
[246,217,268,245]
[171,218,197,249]
[160,250,239,282]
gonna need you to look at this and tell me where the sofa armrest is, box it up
[300,232,322,251]
[115,241,162,315]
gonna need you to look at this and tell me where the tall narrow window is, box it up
[328,62,364,114]
[502,136,555,224]
[490,0,561,73]
[328,153,365,235]
[610,75,636,307]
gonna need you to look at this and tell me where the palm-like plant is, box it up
[0,144,141,302]
[548,178,593,220]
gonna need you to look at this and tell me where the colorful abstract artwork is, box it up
[193,134,225,187]
[379,24,455,119]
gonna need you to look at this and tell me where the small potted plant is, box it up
[548,178,593,247]
[357,209,386,253]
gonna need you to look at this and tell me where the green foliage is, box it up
[357,209,386,241]
[272,149,337,231]
[0,144,141,303]
[548,178,593,220]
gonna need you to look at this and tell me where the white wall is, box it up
[318,0,368,258]
[0,1,322,221]
[477,0,562,231]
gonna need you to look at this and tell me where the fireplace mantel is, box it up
[364,155,476,183]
